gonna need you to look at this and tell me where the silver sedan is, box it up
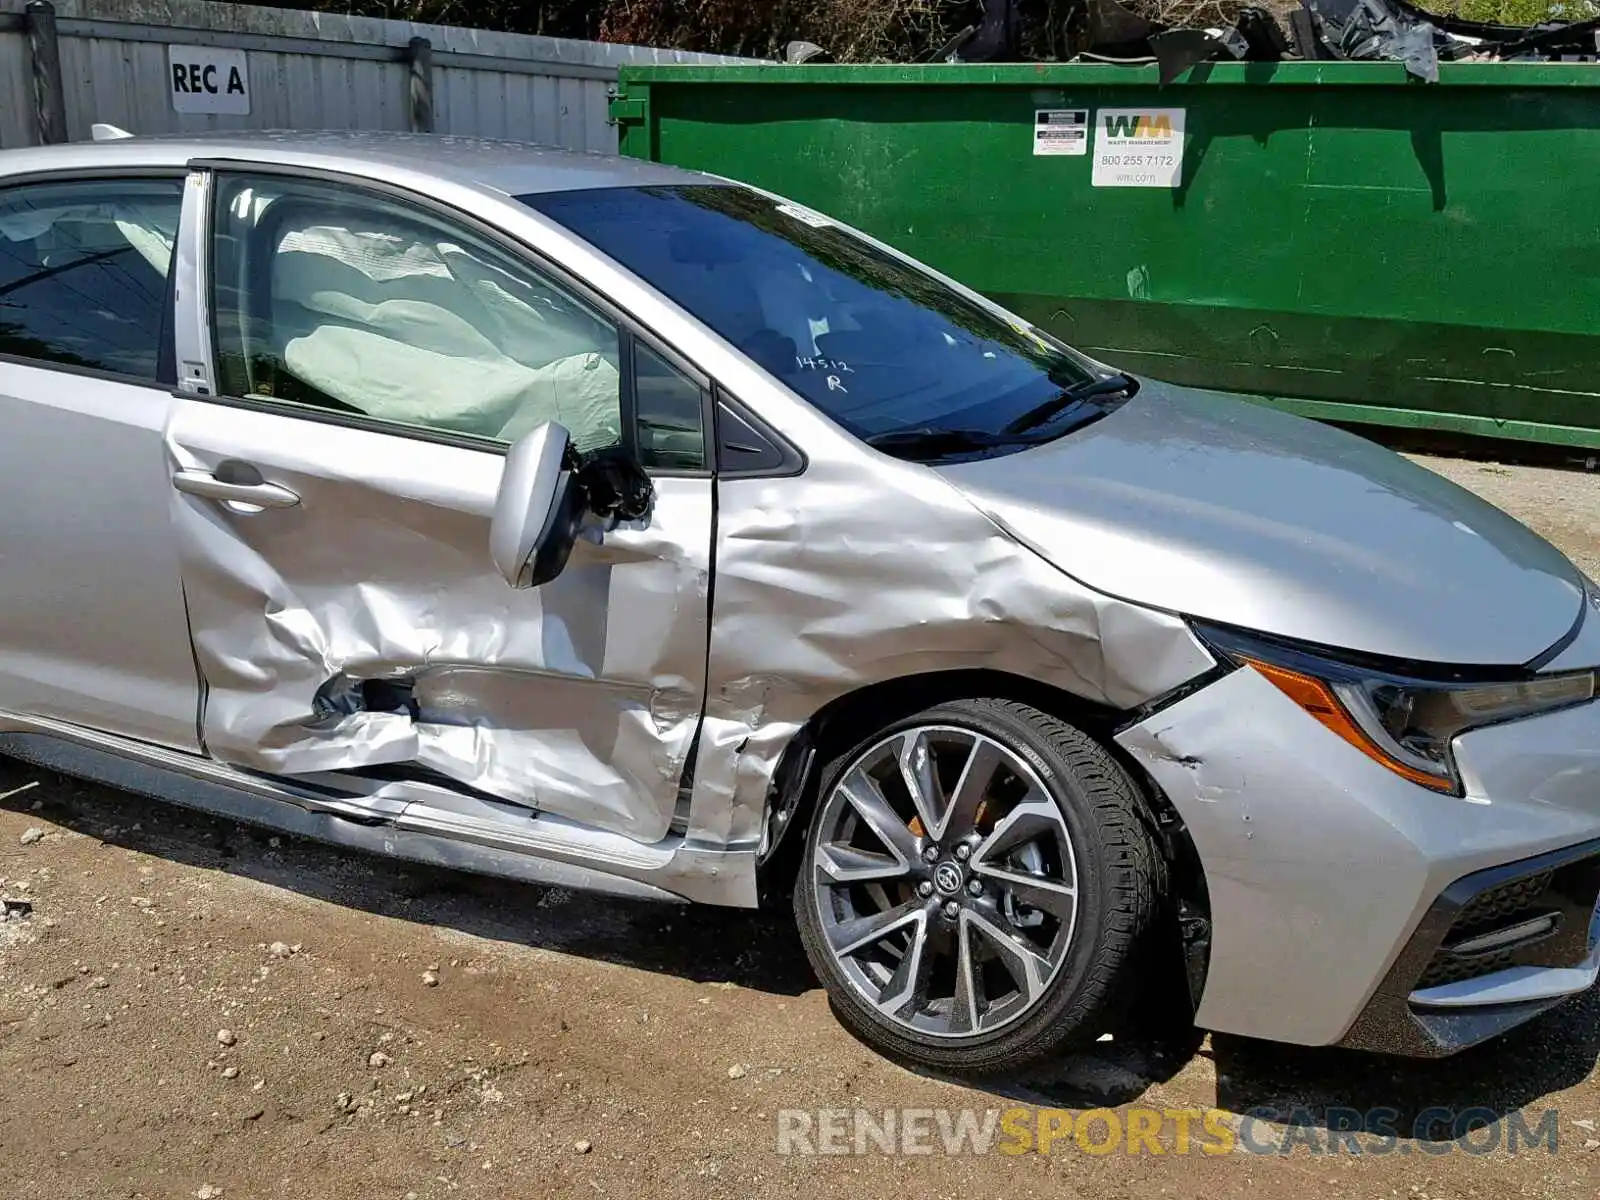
[2,130,1597,1074]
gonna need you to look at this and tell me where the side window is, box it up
[0,177,181,380]
[633,341,706,472]
[209,174,623,453]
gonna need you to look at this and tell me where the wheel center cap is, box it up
[932,860,965,897]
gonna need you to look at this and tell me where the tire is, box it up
[794,697,1164,1075]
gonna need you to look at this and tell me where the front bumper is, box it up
[1339,839,1600,1055]
[1117,667,1600,1053]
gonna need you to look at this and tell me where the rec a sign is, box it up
[167,45,250,115]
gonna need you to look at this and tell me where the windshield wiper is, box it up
[864,426,1029,461]
[1001,371,1140,436]
[866,373,1140,461]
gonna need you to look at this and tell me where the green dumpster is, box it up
[612,62,1600,450]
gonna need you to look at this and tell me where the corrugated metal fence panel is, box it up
[0,0,756,149]
[432,68,613,150]
[0,24,31,148]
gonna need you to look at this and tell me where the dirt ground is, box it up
[3,451,1600,1200]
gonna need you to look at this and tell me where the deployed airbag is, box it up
[263,217,623,451]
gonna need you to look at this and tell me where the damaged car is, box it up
[2,130,1599,1074]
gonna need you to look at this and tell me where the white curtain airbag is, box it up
[283,324,621,447]
[268,222,622,449]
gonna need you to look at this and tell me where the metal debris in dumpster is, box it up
[614,13,1600,450]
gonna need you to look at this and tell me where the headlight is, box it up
[1194,623,1596,793]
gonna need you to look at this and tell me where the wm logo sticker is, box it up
[1091,107,1185,188]
[1103,112,1175,138]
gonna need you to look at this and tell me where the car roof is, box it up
[0,129,721,196]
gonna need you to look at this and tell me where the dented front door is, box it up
[166,399,712,843]
[166,168,712,843]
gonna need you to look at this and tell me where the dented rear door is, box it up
[165,167,713,843]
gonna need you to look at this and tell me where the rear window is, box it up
[0,178,180,379]
[521,185,1092,441]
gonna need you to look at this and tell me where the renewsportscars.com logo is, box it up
[775,1106,1564,1157]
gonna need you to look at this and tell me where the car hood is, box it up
[936,383,1584,666]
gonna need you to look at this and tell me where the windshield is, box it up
[520,185,1101,446]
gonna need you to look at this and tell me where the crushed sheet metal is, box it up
[165,400,710,844]
[685,450,1217,847]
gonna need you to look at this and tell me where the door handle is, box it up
[172,470,300,510]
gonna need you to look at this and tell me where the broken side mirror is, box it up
[576,447,654,524]
[490,423,584,590]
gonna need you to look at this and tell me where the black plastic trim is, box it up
[714,385,807,479]
[1191,617,1564,686]
[1337,838,1600,1056]
[1117,661,1235,732]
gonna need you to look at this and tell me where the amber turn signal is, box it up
[1240,656,1456,792]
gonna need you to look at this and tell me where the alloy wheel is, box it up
[810,724,1080,1039]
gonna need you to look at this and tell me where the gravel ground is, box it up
[2,452,1600,1199]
